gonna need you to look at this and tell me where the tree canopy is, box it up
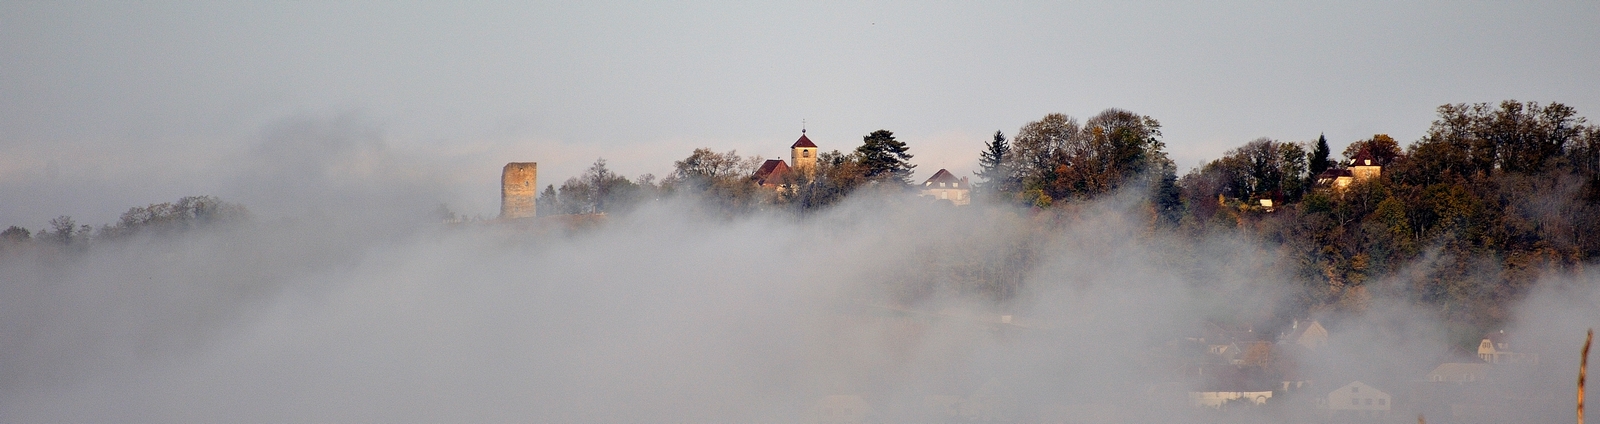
[854,130,916,186]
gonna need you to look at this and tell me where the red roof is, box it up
[791,134,817,148]
[753,159,790,186]
[1350,149,1379,167]
[920,169,967,188]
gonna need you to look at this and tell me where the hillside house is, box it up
[1189,366,1274,409]
[1314,148,1386,191]
[1477,331,1537,364]
[1314,168,1355,189]
[1322,381,1391,417]
[918,169,970,205]
[1278,319,1328,350]
[1349,149,1382,181]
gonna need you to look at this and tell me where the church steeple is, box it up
[791,130,817,175]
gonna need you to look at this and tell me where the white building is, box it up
[918,169,971,206]
[1323,381,1391,417]
[1478,331,1537,364]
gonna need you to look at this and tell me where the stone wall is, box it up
[501,162,537,219]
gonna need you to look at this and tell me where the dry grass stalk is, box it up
[1582,329,1592,424]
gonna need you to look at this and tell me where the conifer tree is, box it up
[855,130,915,186]
[1310,134,1332,176]
[975,130,1013,194]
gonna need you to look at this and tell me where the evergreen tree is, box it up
[1153,166,1183,225]
[855,130,916,185]
[974,130,1013,194]
[536,185,559,216]
[1309,134,1332,176]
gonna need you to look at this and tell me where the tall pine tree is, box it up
[975,130,1015,195]
[855,130,916,186]
[1309,133,1332,176]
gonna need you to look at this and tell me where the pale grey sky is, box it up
[3,1,1597,225]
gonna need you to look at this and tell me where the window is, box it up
[1365,398,1373,405]
[939,182,946,187]
[1352,398,1359,405]
[1352,387,1359,393]
[1378,398,1386,406]
[803,150,811,158]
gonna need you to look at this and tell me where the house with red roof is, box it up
[918,169,970,206]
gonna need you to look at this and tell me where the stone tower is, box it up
[501,162,537,219]
[791,131,818,176]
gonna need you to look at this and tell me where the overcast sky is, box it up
[3,1,1597,225]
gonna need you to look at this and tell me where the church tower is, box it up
[791,130,818,176]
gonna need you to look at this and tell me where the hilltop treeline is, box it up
[535,130,917,215]
[540,100,1600,340]
[1189,101,1600,340]
[1,196,249,251]
[1019,101,1597,341]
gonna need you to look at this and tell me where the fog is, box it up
[3,163,1587,419]
[2,118,1597,423]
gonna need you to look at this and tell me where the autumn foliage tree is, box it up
[1002,109,1170,206]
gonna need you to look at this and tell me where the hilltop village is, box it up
[499,129,972,220]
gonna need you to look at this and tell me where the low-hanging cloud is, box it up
[2,117,1597,423]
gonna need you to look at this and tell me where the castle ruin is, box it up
[501,162,537,219]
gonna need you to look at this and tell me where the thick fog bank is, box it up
[2,192,1596,422]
